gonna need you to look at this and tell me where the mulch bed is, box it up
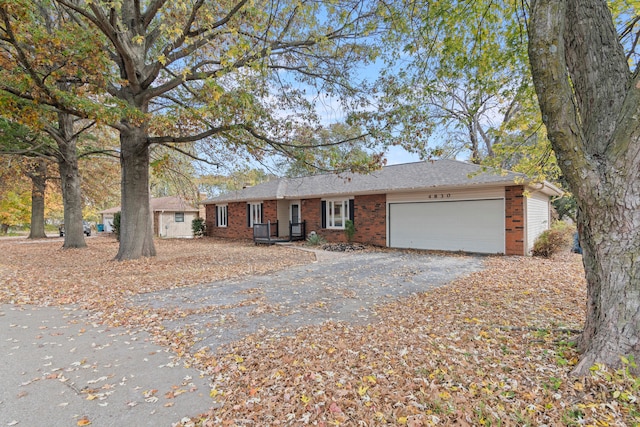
[321,243,366,252]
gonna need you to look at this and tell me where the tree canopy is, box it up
[371,0,559,181]
[0,0,393,259]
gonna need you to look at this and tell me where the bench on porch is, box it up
[253,220,306,244]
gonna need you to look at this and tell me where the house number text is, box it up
[428,193,451,199]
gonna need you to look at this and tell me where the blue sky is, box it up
[384,145,421,165]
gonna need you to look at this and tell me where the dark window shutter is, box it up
[321,201,326,228]
[260,203,263,223]
[349,199,355,224]
[215,205,218,227]
[247,204,251,227]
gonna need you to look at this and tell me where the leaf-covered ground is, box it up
[0,236,315,308]
[1,236,638,426]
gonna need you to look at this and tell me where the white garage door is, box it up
[389,199,505,254]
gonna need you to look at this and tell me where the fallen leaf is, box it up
[329,402,342,414]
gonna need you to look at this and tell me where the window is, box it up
[175,212,185,222]
[247,202,262,227]
[324,199,351,229]
[216,205,228,227]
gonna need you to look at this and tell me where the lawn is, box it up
[0,235,315,307]
[0,236,637,426]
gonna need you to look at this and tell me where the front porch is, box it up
[253,220,306,245]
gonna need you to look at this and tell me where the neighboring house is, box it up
[99,196,200,238]
[202,160,563,255]
[99,206,119,233]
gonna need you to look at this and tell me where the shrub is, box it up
[305,232,326,246]
[532,222,574,257]
[113,211,121,242]
[192,217,206,237]
[344,219,355,243]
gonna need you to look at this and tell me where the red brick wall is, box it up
[505,186,525,255]
[262,200,277,225]
[206,202,248,239]
[204,204,216,236]
[353,194,386,246]
[206,200,277,240]
[301,194,387,246]
[302,198,322,235]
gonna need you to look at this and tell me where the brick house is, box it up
[202,160,562,255]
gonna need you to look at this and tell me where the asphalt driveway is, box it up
[131,248,485,352]
[1,247,484,427]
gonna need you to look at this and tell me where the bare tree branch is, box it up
[158,142,221,167]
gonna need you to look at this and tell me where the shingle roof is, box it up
[99,206,121,214]
[99,196,199,214]
[202,159,561,204]
[150,196,199,212]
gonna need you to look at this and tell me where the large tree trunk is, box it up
[58,113,86,249]
[575,191,640,373]
[529,0,640,375]
[115,126,156,260]
[27,159,47,239]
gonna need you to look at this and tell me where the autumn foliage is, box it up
[531,221,574,258]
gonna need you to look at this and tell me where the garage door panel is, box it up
[389,199,504,254]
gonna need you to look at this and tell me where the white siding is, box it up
[387,187,505,204]
[159,211,198,238]
[102,214,114,232]
[526,193,551,254]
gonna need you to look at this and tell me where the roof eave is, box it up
[526,181,564,197]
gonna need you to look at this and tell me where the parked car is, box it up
[59,221,91,237]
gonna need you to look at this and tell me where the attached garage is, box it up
[388,197,505,254]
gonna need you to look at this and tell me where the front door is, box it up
[291,203,300,224]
